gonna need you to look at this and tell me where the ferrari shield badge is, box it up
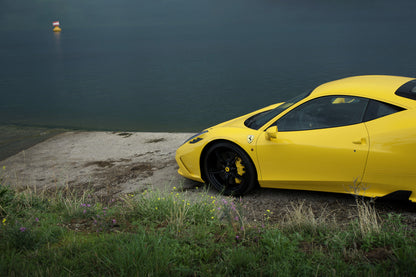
[247,135,254,144]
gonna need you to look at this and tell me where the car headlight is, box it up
[183,130,208,145]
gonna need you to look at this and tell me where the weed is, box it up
[345,178,383,239]
[216,197,247,240]
[282,200,334,235]
[354,198,381,237]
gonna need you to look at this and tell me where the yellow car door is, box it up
[255,95,370,194]
[362,108,416,199]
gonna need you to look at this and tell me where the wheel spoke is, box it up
[230,171,244,182]
[230,155,238,164]
[224,154,238,166]
[208,169,224,174]
[224,174,231,185]
[230,171,242,178]
[215,151,226,166]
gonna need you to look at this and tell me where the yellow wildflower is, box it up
[2,218,6,225]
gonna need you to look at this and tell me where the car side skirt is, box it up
[259,180,415,202]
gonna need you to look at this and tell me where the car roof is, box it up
[311,75,416,107]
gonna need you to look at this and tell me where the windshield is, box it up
[244,92,311,130]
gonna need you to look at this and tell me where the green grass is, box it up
[1,180,416,276]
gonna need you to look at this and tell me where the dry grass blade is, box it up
[283,200,335,234]
[355,198,381,236]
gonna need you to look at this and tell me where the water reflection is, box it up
[53,31,61,54]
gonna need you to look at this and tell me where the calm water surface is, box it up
[1,0,416,132]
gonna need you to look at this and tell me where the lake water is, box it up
[1,0,416,132]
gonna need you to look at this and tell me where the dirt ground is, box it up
[1,131,194,197]
[2,131,416,226]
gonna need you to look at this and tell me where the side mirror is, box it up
[265,126,278,140]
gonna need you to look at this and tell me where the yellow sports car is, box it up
[176,75,416,202]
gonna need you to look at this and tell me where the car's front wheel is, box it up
[203,142,257,196]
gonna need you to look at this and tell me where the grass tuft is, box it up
[355,198,382,237]
[282,200,335,235]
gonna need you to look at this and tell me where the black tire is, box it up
[203,142,257,196]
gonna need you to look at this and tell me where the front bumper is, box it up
[175,137,206,183]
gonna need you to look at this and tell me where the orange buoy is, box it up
[52,21,61,32]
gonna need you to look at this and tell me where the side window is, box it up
[363,100,405,122]
[276,96,369,132]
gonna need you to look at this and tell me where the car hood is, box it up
[208,102,284,130]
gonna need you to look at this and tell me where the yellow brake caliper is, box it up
[235,157,245,184]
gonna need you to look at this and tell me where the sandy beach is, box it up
[1,131,197,196]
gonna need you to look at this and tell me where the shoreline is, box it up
[0,124,198,162]
[0,125,67,162]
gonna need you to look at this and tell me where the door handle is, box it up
[352,138,366,145]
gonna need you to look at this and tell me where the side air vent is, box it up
[395,79,416,100]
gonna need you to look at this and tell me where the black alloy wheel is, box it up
[203,142,257,196]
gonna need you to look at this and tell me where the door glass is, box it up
[276,96,369,131]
